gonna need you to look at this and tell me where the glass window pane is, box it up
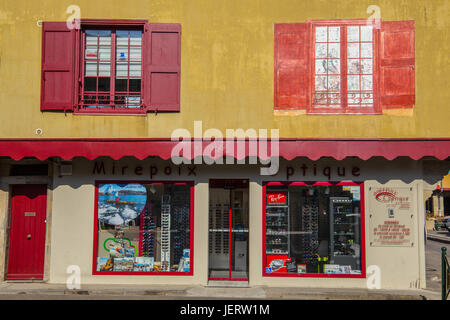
[98,62,110,77]
[116,62,128,78]
[84,77,96,91]
[328,27,340,42]
[315,59,327,74]
[315,43,327,58]
[129,47,142,61]
[361,75,373,90]
[328,76,340,91]
[85,46,98,60]
[265,185,362,275]
[115,79,127,92]
[97,77,110,92]
[129,79,141,92]
[315,27,327,42]
[129,63,142,78]
[327,59,340,75]
[96,183,192,273]
[347,43,359,58]
[347,26,359,42]
[361,25,373,42]
[347,59,361,74]
[85,61,98,76]
[361,59,373,74]
[98,46,111,61]
[116,48,129,61]
[348,75,360,90]
[328,43,340,58]
[315,76,327,91]
[361,43,373,58]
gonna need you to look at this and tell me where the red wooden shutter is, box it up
[380,21,415,109]
[274,23,310,109]
[143,23,181,112]
[41,22,76,111]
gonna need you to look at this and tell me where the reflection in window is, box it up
[82,29,143,110]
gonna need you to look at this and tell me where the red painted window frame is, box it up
[307,19,381,115]
[92,180,195,276]
[75,20,147,115]
[262,180,366,279]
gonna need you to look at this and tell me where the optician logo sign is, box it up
[267,193,286,204]
[374,188,397,203]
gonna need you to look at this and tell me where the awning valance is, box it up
[0,138,449,161]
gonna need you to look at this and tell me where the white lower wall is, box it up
[44,157,436,289]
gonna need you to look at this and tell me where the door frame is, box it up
[208,179,249,282]
[4,184,49,281]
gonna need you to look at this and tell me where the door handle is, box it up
[27,234,31,240]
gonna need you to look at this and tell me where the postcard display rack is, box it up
[302,199,319,272]
[266,192,290,255]
[329,197,360,270]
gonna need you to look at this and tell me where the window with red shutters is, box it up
[274,19,415,114]
[40,20,181,114]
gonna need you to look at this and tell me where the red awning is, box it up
[0,138,449,161]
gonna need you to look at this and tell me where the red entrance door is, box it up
[7,185,47,280]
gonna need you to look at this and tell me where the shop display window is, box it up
[263,182,365,277]
[94,181,193,275]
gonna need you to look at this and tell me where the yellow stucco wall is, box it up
[0,0,449,138]
[443,174,450,189]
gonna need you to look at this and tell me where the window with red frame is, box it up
[40,20,180,114]
[263,182,364,277]
[82,29,143,110]
[274,20,414,114]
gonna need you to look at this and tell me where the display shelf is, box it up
[265,191,290,257]
[266,232,288,235]
[329,196,360,270]
[266,250,288,254]
[266,213,288,217]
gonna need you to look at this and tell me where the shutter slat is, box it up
[274,23,310,110]
[380,21,415,109]
[41,22,76,111]
[143,23,181,112]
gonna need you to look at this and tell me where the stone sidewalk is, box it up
[0,282,439,300]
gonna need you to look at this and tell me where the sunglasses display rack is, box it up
[265,191,290,255]
[160,195,171,272]
[329,197,359,270]
[171,189,190,269]
[139,203,156,258]
[209,202,230,256]
[302,202,319,270]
